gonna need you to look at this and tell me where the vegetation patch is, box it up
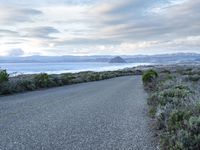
[142,69,158,84]
[0,70,9,83]
[34,73,52,88]
[186,74,200,82]
[143,67,200,150]
[142,69,158,91]
[0,68,143,96]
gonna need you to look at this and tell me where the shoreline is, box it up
[1,64,200,96]
[1,62,153,76]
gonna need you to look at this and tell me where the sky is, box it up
[0,0,199,56]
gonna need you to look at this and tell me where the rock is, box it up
[109,56,127,63]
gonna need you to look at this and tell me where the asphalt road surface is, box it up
[0,76,157,150]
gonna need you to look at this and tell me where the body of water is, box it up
[0,62,151,75]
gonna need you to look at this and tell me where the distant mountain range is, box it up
[0,53,200,64]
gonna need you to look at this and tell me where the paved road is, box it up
[0,76,156,150]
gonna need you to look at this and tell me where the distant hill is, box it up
[109,56,127,63]
[0,53,200,64]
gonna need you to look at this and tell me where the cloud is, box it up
[0,0,199,55]
[0,6,43,25]
[53,37,119,46]
[0,29,19,37]
[23,26,60,39]
[90,0,200,42]
[1,48,24,56]
[0,0,96,6]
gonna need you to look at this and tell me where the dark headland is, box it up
[109,56,127,63]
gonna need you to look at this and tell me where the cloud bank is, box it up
[0,0,199,56]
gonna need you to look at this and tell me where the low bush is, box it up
[161,69,171,74]
[18,80,36,91]
[61,73,76,84]
[149,106,157,117]
[144,69,200,150]
[34,73,53,88]
[0,70,9,83]
[142,69,158,84]
[88,73,100,81]
[161,116,200,150]
[50,76,63,86]
[0,68,142,96]
[186,74,200,82]
[164,85,191,98]
[168,109,191,131]
[148,92,160,106]
[142,69,158,92]
[0,82,13,95]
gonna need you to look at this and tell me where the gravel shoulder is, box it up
[0,76,157,150]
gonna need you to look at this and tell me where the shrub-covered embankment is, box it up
[143,68,200,150]
[0,69,142,96]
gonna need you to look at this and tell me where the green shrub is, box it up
[50,76,63,86]
[186,74,200,82]
[147,92,160,106]
[188,116,200,136]
[17,80,36,91]
[144,67,200,150]
[175,85,190,90]
[34,73,52,88]
[150,86,191,107]
[88,73,100,81]
[78,72,90,82]
[142,69,158,84]
[161,116,200,150]
[0,82,13,95]
[149,107,157,117]
[178,68,193,75]
[196,101,200,113]
[161,69,171,74]
[168,110,191,131]
[173,116,200,149]
[161,88,190,99]
[61,73,76,84]
[0,70,9,83]
[160,131,186,150]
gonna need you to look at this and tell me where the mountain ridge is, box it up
[0,53,200,63]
